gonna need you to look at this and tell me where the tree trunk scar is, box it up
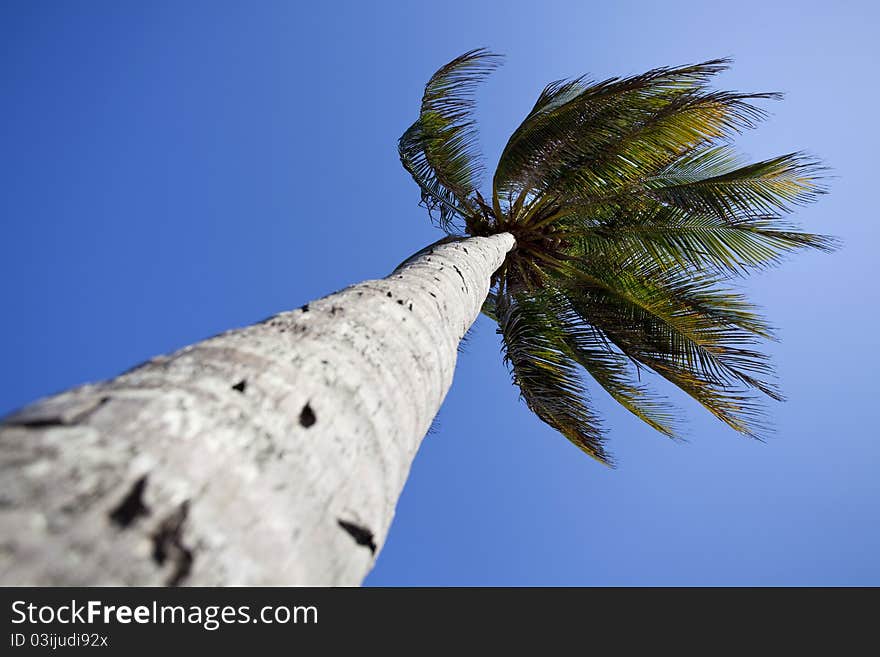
[151,501,194,587]
[337,519,377,554]
[108,475,150,528]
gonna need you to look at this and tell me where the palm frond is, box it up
[398,49,502,232]
[497,294,611,464]
[646,148,828,218]
[548,91,777,201]
[563,203,837,276]
[493,59,774,202]
[562,260,781,438]
[399,120,472,230]
[550,294,679,437]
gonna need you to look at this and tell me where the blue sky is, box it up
[2,0,877,585]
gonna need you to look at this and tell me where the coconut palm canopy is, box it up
[399,49,833,465]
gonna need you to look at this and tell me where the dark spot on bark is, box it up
[299,403,316,428]
[301,304,310,312]
[452,264,466,285]
[331,305,343,315]
[151,501,193,586]
[337,519,377,554]
[397,299,404,305]
[408,303,413,311]
[357,291,363,296]
[231,379,247,393]
[109,476,150,528]
[429,291,436,297]
[386,291,392,298]
[321,359,328,365]
[463,247,469,254]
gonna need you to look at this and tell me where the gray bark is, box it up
[0,232,515,586]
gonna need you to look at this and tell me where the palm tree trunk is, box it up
[0,232,515,586]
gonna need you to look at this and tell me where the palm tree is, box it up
[403,49,834,462]
[0,51,831,586]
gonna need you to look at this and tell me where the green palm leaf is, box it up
[497,294,611,464]
[493,60,773,202]
[562,261,781,437]
[566,203,837,276]
[550,293,679,437]
[398,49,502,232]
[647,149,827,218]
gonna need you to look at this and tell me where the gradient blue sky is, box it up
[2,1,877,585]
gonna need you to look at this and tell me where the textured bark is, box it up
[0,232,515,586]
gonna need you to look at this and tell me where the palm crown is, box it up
[399,49,833,465]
